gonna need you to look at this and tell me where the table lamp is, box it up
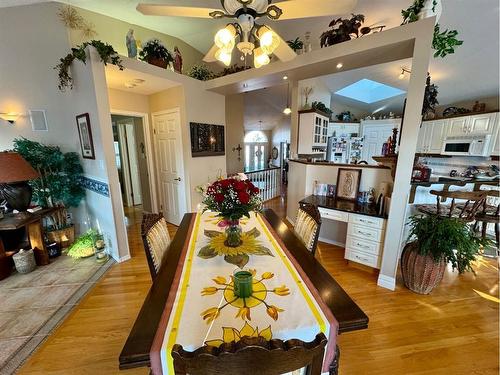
[0,152,40,212]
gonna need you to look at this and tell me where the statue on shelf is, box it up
[173,46,183,74]
[126,29,137,58]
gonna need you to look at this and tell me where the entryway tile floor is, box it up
[0,254,113,374]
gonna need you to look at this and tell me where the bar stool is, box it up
[474,190,500,254]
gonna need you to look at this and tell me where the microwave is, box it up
[441,135,491,156]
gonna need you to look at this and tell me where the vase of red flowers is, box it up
[200,177,262,247]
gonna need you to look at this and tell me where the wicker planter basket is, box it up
[147,57,169,69]
[401,242,446,294]
[46,225,75,249]
[13,249,36,274]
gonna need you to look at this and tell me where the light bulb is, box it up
[215,49,232,66]
[399,72,405,79]
[283,107,292,115]
[336,63,343,69]
[254,47,270,68]
[258,26,280,55]
[214,24,236,52]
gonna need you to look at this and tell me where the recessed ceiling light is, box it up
[283,75,288,80]
[124,82,136,89]
[336,63,343,69]
[133,78,145,84]
[283,107,292,115]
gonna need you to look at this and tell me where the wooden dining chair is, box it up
[172,333,327,375]
[294,203,322,255]
[416,190,488,223]
[474,190,500,253]
[141,213,171,280]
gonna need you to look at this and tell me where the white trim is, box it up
[110,109,159,213]
[318,236,345,248]
[377,274,396,291]
[117,254,131,263]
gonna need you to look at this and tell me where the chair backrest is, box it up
[172,333,327,375]
[481,189,500,216]
[141,213,171,280]
[294,203,322,255]
[430,190,488,221]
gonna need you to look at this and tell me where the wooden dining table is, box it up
[119,209,369,371]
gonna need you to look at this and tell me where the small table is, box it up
[119,209,369,371]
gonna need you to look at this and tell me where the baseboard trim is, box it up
[118,254,131,263]
[377,274,396,291]
[318,237,346,248]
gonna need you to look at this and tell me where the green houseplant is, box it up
[139,39,174,69]
[401,214,485,294]
[13,138,85,246]
[55,40,123,91]
[287,37,304,52]
[320,14,365,47]
[311,101,333,117]
[188,64,216,81]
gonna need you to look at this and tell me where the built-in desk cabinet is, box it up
[318,207,386,269]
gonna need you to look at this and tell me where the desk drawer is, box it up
[348,224,384,243]
[345,248,381,268]
[318,207,349,222]
[349,213,385,229]
[346,235,383,256]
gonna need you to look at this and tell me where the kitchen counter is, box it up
[289,159,390,169]
[300,195,385,219]
[409,177,499,203]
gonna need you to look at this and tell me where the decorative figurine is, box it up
[126,29,137,58]
[173,46,183,74]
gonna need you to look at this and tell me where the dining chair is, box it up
[474,190,500,253]
[415,190,488,223]
[172,333,327,375]
[141,213,171,280]
[294,203,322,255]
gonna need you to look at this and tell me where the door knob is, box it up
[174,177,181,181]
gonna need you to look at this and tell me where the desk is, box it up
[119,209,368,371]
[300,195,387,269]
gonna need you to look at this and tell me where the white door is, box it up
[428,119,447,153]
[153,110,186,225]
[361,124,395,164]
[447,117,468,136]
[468,113,496,135]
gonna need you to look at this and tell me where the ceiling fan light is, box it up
[254,47,270,68]
[257,26,280,55]
[214,24,237,51]
[215,49,232,66]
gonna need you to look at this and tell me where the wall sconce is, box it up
[0,112,21,124]
[398,67,412,80]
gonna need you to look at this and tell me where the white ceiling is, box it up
[105,64,179,95]
[244,84,290,130]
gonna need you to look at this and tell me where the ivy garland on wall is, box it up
[55,40,123,91]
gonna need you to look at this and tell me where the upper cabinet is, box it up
[418,119,447,154]
[328,122,360,137]
[490,113,500,156]
[297,109,330,154]
[446,112,497,137]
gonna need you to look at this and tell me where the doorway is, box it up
[111,115,153,212]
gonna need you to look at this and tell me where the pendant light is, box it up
[283,82,291,115]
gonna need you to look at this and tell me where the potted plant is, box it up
[287,37,304,53]
[13,138,85,247]
[311,101,333,118]
[401,214,486,294]
[320,14,365,48]
[188,64,216,81]
[422,74,439,118]
[67,229,100,258]
[139,39,174,69]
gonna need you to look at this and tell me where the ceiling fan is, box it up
[137,0,357,69]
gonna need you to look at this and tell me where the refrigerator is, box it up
[326,136,364,164]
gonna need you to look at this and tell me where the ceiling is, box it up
[105,64,179,95]
[244,84,290,131]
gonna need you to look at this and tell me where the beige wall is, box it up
[108,89,150,114]
[70,7,204,73]
[435,95,499,117]
[225,94,245,174]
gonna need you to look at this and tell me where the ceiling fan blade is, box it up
[136,4,217,18]
[272,0,358,20]
[203,44,219,63]
[273,35,297,62]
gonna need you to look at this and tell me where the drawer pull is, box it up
[356,242,369,249]
[357,231,372,236]
[355,255,368,262]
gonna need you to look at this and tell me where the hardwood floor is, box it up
[18,199,499,374]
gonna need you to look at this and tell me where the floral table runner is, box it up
[150,211,338,375]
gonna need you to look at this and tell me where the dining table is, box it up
[119,208,368,374]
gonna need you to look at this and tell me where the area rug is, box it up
[0,255,114,374]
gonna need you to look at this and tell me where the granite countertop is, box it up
[300,195,386,219]
[411,176,499,186]
[289,159,390,169]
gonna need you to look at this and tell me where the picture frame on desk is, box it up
[336,168,362,201]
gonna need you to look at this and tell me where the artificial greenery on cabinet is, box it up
[55,40,123,91]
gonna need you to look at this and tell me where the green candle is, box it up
[233,270,253,298]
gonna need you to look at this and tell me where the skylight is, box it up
[335,79,406,104]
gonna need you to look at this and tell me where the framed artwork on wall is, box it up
[336,168,362,201]
[190,122,225,157]
[76,113,95,159]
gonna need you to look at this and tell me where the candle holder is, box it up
[233,269,253,298]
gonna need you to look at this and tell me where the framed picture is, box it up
[190,122,225,157]
[76,113,95,159]
[336,168,362,201]
[326,184,336,198]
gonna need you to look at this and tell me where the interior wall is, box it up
[271,119,291,167]
[225,94,245,175]
[298,77,332,109]
[70,6,204,74]
[435,95,499,117]
[108,88,150,114]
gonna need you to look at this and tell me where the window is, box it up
[244,131,268,172]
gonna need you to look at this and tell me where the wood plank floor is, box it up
[18,198,499,374]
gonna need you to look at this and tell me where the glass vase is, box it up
[224,220,242,248]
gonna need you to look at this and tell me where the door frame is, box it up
[110,110,159,212]
[151,107,188,224]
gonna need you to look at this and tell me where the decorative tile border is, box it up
[79,176,110,197]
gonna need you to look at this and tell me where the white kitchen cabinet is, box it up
[360,119,401,164]
[446,112,497,137]
[328,122,360,137]
[297,109,330,154]
[418,119,447,153]
[490,113,500,156]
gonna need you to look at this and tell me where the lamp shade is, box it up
[0,152,40,183]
